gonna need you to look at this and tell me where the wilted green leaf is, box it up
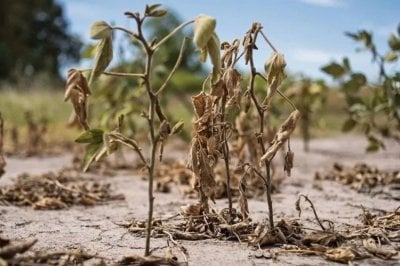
[170,120,184,135]
[75,129,104,144]
[82,142,102,172]
[207,33,221,83]
[198,47,208,62]
[89,37,113,84]
[321,62,346,79]
[193,15,216,49]
[342,118,356,132]
[90,21,112,40]
[389,34,400,51]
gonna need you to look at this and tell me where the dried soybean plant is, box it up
[187,22,300,230]
[0,113,5,177]
[64,4,198,256]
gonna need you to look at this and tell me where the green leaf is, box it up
[366,136,384,152]
[75,129,104,144]
[193,15,216,49]
[342,118,356,132]
[321,62,346,79]
[389,34,400,51]
[90,21,112,40]
[82,142,102,172]
[145,3,161,14]
[384,51,398,62]
[89,36,113,84]
[343,57,351,71]
[170,120,184,135]
[148,9,167,17]
[81,44,96,59]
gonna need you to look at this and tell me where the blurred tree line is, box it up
[0,0,81,83]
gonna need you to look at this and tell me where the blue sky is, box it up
[58,0,400,81]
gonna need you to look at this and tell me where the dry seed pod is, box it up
[193,15,216,49]
[159,120,171,140]
[284,150,294,176]
[260,110,300,163]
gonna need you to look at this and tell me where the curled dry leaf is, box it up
[64,69,91,130]
[263,52,286,105]
[260,110,301,163]
[325,247,355,263]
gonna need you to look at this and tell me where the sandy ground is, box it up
[1,135,399,265]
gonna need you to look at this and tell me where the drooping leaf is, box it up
[89,37,113,85]
[321,62,346,79]
[75,129,104,144]
[193,15,216,49]
[82,142,103,172]
[207,33,221,83]
[90,21,112,40]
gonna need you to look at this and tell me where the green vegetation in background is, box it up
[0,0,81,83]
[322,23,400,151]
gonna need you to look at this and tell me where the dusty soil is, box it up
[1,135,399,265]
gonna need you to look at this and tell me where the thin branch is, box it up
[297,194,326,231]
[112,26,138,38]
[79,69,144,78]
[276,89,297,111]
[255,73,297,111]
[260,30,278,52]
[152,19,195,50]
[155,37,189,95]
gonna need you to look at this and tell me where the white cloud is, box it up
[293,48,341,63]
[299,0,344,7]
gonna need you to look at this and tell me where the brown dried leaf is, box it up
[33,197,69,210]
[0,238,37,259]
[192,92,207,118]
[64,69,91,130]
[363,238,398,259]
[260,110,301,163]
[325,247,355,263]
[118,253,179,266]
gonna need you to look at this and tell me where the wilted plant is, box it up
[0,112,5,177]
[187,21,300,230]
[65,4,198,256]
[322,23,400,151]
[284,78,327,152]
